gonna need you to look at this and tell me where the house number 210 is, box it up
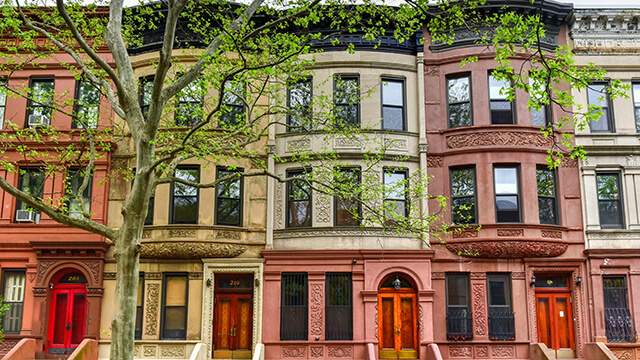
[229,279,240,286]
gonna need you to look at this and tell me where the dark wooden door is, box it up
[214,293,253,359]
[535,292,575,358]
[378,293,417,359]
[47,287,87,355]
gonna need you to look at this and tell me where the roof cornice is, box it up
[569,9,640,54]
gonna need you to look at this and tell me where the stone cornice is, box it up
[570,9,640,54]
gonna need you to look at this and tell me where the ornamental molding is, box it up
[103,272,117,280]
[452,230,478,239]
[497,229,524,237]
[327,347,352,358]
[282,347,306,358]
[512,272,526,280]
[275,182,284,230]
[333,136,362,149]
[426,156,443,168]
[588,232,640,240]
[273,228,408,239]
[475,345,489,358]
[449,345,472,357]
[447,131,553,149]
[144,284,160,336]
[570,10,640,54]
[446,240,568,258]
[314,195,331,224]
[383,138,408,151]
[287,138,311,152]
[0,340,19,354]
[472,284,487,336]
[432,272,446,280]
[310,347,324,358]
[140,242,246,259]
[159,345,185,358]
[541,230,563,239]
[418,144,429,153]
[492,345,515,358]
[310,284,324,336]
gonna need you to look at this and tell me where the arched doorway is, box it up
[47,269,88,355]
[378,274,417,359]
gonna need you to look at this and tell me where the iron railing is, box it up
[488,311,515,341]
[605,308,637,343]
[446,310,473,341]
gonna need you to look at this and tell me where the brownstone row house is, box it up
[2,1,640,360]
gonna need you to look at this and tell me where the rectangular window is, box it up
[145,193,154,225]
[381,78,405,131]
[161,273,188,340]
[139,76,153,119]
[537,167,558,225]
[135,274,144,340]
[287,170,311,228]
[67,168,93,219]
[489,73,514,124]
[220,81,245,127]
[15,167,45,221]
[1,270,26,334]
[280,273,308,340]
[603,276,636,343]
[494,166,521,223]
[325,273,353,340]
[529,78,551,127]
[334,75,359,128]
[288,78,312,132]
[26,78,54,127]
[171,166,199,224]
[447,74,472,128]
[334,168,360,226]
[175,78,203,127]
[72,81,100,129]
[487,274,515,341]
[450,167,476,224]
[383,169,408,222]
[215,166,243,226]
[597,173,624,229]
[588,83,613,132]
[633,83,640,133]
[0,78,7,129]
[446,273,472,341]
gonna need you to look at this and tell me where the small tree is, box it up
[0,296,9,343]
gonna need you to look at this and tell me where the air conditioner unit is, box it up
[28,115,50,128]
[16,210,37,222]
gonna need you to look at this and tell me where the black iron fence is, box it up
[488,311,515,341]
[605,308,637,343]
[446,310,473,341]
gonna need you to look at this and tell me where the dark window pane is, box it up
[490,101,513,124]
[335,76,359,127]
[539,198,557,225]
[452,197,475,224]
[447,275,468,306]
[171,167,198,224]
[164,307,186,330]
[281,273,308,340]
[326,273,352,340]
[288,79,312,131]
[599,201,622,226]
[451,168,475,197]
[335,169,360,226]
[173,197,198,224]
[216,168,242,226]
[217,198,240,225]
[449,103,471,128]
[537,169,555,196]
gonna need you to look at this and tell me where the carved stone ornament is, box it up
[160,345,185,358]
[82,261,100,283]
[333,136,361,149]
[37,260,57,282]
[449,345,472,357]
[169,229,196,238]
[27,272,36,283]
[418,144,428,153]
[383,138,408,151]
[571,10,640,55]
[452,230,478,239]
[470,272,486,280]
[144,284,160,336]
[427,156,443,168]
[314,196,331,224]
[328,347,352,358]
[143,345,156,357]
[447,132,553,149]
[310,284,324,336]
[287,138,311,152]
[562,158,579,168]
[103,272,117,280]
[497,229,524,237]
[475,345,489,358]
[472,284,487,336]
[424,65,439,76]
[611,349,633,360]
[140,242,246,259]
[275,182,283,230]
[446,240,568,258]
[0,340,19,354]
[541,230,562,239]
[491,345,515,358]
[432,272,445,280]
[512,272,526,280]
[310,347,324,358]
[145,272,162,280]
[282,347,306,358]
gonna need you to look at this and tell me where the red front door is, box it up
[535,292,575,358]
[47,272,88,355]
[213,274,254,359]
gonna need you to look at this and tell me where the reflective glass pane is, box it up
[382,80,403,106]
[633,84,640,105]
[494,168,518,194]
[588,84,608,107]
[451,168,475,196]
[539,197,557,225]
[217,198,240,225]
[384,172,406,200]
[531,106,547,127]
[173,197,198,223]
[452,197,475,224]
[32,80,54,105]
[217,171,240,198]
[288,201,311,227]
[166,276,187,306]
[590,108,610,131]
[382,107,403,130]
[174,169,198,196]
[597,175,619,200]
[449,102,471,128]
[496,195,518,210]
[448,77,470,103]
[536,169,555,196]
[164,307,186,330]
[599,201,622,226]
[489,75,510,100]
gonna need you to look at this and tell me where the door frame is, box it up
[378,274,418,359]
[47,269,88,355]
[202,259,264,357]
[535,291,575,357]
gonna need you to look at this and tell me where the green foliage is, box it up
[0,296,9,342]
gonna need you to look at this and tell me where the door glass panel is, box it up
[556,297,571,349]
[537,297,552,348]
[216,298,231,350]
[236,297,252,351]
[53,293,68,345]
[400,297,414,350]
[71,293,86,345]
[381,297,395,350]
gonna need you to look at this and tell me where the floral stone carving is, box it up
[140,242,246,259]
[447,131,553,149]
[446,240,568,258]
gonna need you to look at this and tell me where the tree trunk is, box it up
[110,222,141,360]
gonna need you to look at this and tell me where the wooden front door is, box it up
[536,292,575,359]
[47,271,88,355]
[213,274,254,359]
[378,276,417,359]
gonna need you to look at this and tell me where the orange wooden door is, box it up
[535,293,574,358]
[378,293,417,359]
[214,293,253,359]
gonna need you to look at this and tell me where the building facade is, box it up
[571,8,640,360]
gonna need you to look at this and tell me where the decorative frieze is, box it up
[447,132,553,149]
[426,156,443,168]
[159,345,185,358]
[310,284,324,336]
[446,240,568,258]
[140,242,246,259]
[497,229,523,237]
[492,346,515,358]
[144,284,160,336]
[452,230,478,239]
[449,345,472,357]
[541,230,562,239]
[571,10,640,54]
[287,138,311,152]
[103,272,117,280]
[472,284,487,336]
[282,347,306,358]
[310,347,324,358]
[328,346,352,358]
[432,272,446,280]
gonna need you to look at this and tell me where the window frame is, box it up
[381,77,406,131]
[536,166,559,225]
[334,167,361,227]
[449,166,477,225]
[160,273,189,340]
[15,167,45,221]
[633,82,640,133]
[383,168,409,222]
[67,167,93,219]
[486,273,515,341]
[280,272,308,341]
[219,80,246,127]
[286,169,312,228]
[1,269,26,334]
[135,273,145,340]
[489,72,515,125]
[139,76,154,120]
[446,73,473,128]
[445,273,472,341]
[287,77,313,132]
[215,166,244,227]
[588,82,614,133]
[494,165,522,223]
[72,80,100,129]
[325,273,353,341]
[175,77,204,127]
[25,77,55,128]
[170,166,200,225]
[0,77,7,130]
[596,172,625,229]
[333,75,360,128]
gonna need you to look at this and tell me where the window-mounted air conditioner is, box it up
[28,115,50,128]
[16,209,38,223]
